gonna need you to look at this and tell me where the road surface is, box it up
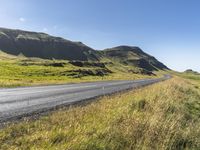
[0,75,170,124]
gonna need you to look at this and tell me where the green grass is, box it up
[0,51,157,87]
[179,73,200,81]
[0,76,199,149]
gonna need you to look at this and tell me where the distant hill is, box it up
[184,69,199,74]
[103,46,168,71]
[0,27,169,71]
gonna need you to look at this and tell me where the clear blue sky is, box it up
[0,0,200,72]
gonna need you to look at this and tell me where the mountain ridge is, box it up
[0,27,169,71]
[0,27,101,61]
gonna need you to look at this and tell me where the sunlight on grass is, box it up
[0,77,199,149]
[0,51,157,87]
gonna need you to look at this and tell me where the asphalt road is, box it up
[0,75,171,124]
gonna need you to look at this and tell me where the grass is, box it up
[0,51,157,87]
[178,72,200,81]
[0,76,200,149]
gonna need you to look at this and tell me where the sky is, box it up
[0,0,200,72]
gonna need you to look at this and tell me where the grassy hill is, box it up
[103,46,168,71]
[0,28,169,87]
[0,28,102,61]
[0,50,160,87]
[0,28,168,70]
[184,69,199,75]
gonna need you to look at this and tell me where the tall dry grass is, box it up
[0,77,199,150]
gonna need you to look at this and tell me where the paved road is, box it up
[0,75,170,123]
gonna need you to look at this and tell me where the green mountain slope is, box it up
[103,46,168,71]
[0,28,102,61]
[0,27,169,73]
[184,69,199,74]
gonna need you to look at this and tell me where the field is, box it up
[0,74,199,149]
[0,51,156,87]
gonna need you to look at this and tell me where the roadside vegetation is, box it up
[0,51,157,87]
[177,71,200,81]
[0,75,199,149]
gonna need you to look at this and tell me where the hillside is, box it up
[103,46,168,71]
[0,50,158,87]
[0,27,170,87]
[0,28,168,72]
[184,69,199,74]
[0,28,102,61]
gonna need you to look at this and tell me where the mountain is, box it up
[0,28,101,61]
[103,46,168,71]
[0,27,169,71]
[184,69,199,74]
